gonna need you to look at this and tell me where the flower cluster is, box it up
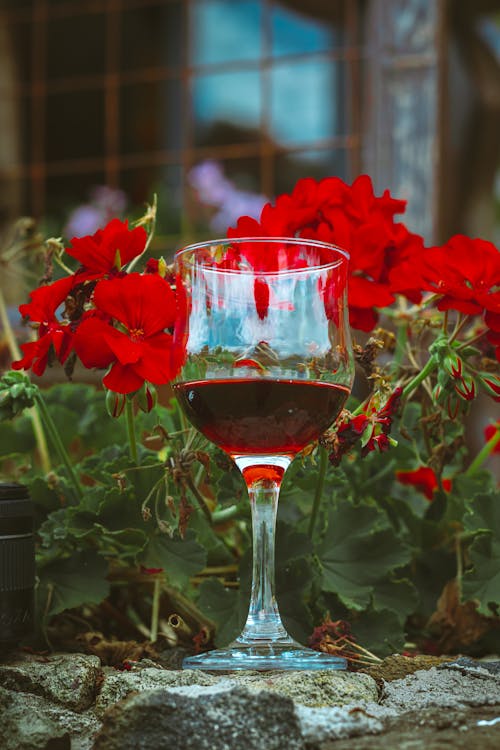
[12,176,500,430]
[228,176,500,353]
[13,218,184,396]
[322,387,402,467]
[228,175,424,331]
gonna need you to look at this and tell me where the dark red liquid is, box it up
[173,378,349,456]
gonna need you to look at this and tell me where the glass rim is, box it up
[175,236,350,276]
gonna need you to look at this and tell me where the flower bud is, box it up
[478,373,500,402]
[443,351,463,379]
[454,372,476,401]
[447,392,460,420]
[136,382,157,413]
[105,389,127,418]
[432,383,444,405]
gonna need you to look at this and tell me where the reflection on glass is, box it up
[271,3,343,57]
[192,0,263,66]
[193,70,261,146]
[270,59,343,145]
[120,79,183,154]
[274,149,349,195]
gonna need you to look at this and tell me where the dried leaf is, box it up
[427,579,498,652]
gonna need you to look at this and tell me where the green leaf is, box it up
[463,491,500,533]
[38,550,110,616]
[140,529,207,588]
[462,535,500,616]
[317,500,411,611]
[412,546,456,619]
[277,557,315,643]
[275,521,312,564]
[196,578,247,646]
[28,476,62,513]
[462,492,500,615]
[0,415,35,457]
[350,608,406,657]
[372,577,418,624]
[188,512,234,566]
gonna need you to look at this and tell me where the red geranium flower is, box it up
[396,467,452,501]
[73,273,180,393]
[418,236,500,316]
[228,175,423,332]
[13,275,76,375]
[66,218,147,278]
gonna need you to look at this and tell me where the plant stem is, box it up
[125,399,138,463]
[53,254,75,276]
[212,503,243,524]
[391,321,409,375]
[402,355,438,400]
[466,425,500,476]
[0,288,51,472]
[185,475,213,524]
[455,330,487,351]
[308,445,328,538]
[127,195,157,272]
[448,314,469,344]
[150,576,162,643]
[34,392,83,501]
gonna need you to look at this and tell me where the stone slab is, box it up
[0,652,101,712]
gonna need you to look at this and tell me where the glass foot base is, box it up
[183,643,346,671]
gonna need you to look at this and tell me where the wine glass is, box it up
[173,237,354,670]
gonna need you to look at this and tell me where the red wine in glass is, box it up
[173,378,349,456]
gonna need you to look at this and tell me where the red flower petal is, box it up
[73,317,117,368]
[103,363,145,394]
[19,275,76,323]
[132,333,177,384]
[66,218,147,273]
[92,273,177,334]
[396,467,452,501]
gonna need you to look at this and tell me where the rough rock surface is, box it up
[0,652,101,711]
[95,665,217,715]
[96,665,377,714]
[0,684,100,750]
[216,669,379,708]
[1,652,499,749]
[383,665,500,710]
[93,687,304,750]
[317,705,500,750]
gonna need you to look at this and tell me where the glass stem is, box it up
[234,458,292,644]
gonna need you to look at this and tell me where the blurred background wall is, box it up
[0,0,499,256]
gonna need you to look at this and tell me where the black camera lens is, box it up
[0,483,35,645]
